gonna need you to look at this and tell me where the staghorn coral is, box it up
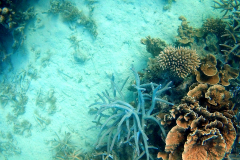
[89,66,173,160]
[212,0,240,17]
[156,46,200,79]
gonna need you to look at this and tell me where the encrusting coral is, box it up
[156,46,200,79]
[157,83,237,160]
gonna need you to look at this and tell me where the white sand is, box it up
[0,0,221,159]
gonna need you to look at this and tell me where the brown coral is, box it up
[205,84,232,107]
[200,54,218,76]
[219,64,239,86]
[202,18,226,37]
[157,46,200,78]
[141,36,167,57]
[195,54,220,85]
[182,128,226,160]
[157,83,237,160]
[176,16,195,45]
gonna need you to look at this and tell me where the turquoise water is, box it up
[0,0,226,160]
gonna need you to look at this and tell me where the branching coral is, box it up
[156,46,200,78]
[212,0,240,17]
[89,66,174,160]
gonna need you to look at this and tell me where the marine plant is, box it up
[89,65,174,160]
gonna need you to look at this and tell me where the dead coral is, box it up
[13,119,31,136]
[157,46,200,78]
[50,132,85,160]
[49,0,98,37]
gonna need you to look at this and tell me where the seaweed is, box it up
[89,66,174,160]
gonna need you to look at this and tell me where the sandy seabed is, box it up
[0,0,221,159]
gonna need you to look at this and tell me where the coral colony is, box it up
[89,65,174,160]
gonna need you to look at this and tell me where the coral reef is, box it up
[68,35,89,63]
[0,1,35,69]
[89,66,173,160]
[212,0,240,17]
[156,46,200,78]
[195,54,220,85]
[157,83,237,160]
[141,36,167,57]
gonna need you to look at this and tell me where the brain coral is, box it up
[157,46,200,78]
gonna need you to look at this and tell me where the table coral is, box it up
[157,46,200,78]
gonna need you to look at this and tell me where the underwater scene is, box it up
[0,0,240,160]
